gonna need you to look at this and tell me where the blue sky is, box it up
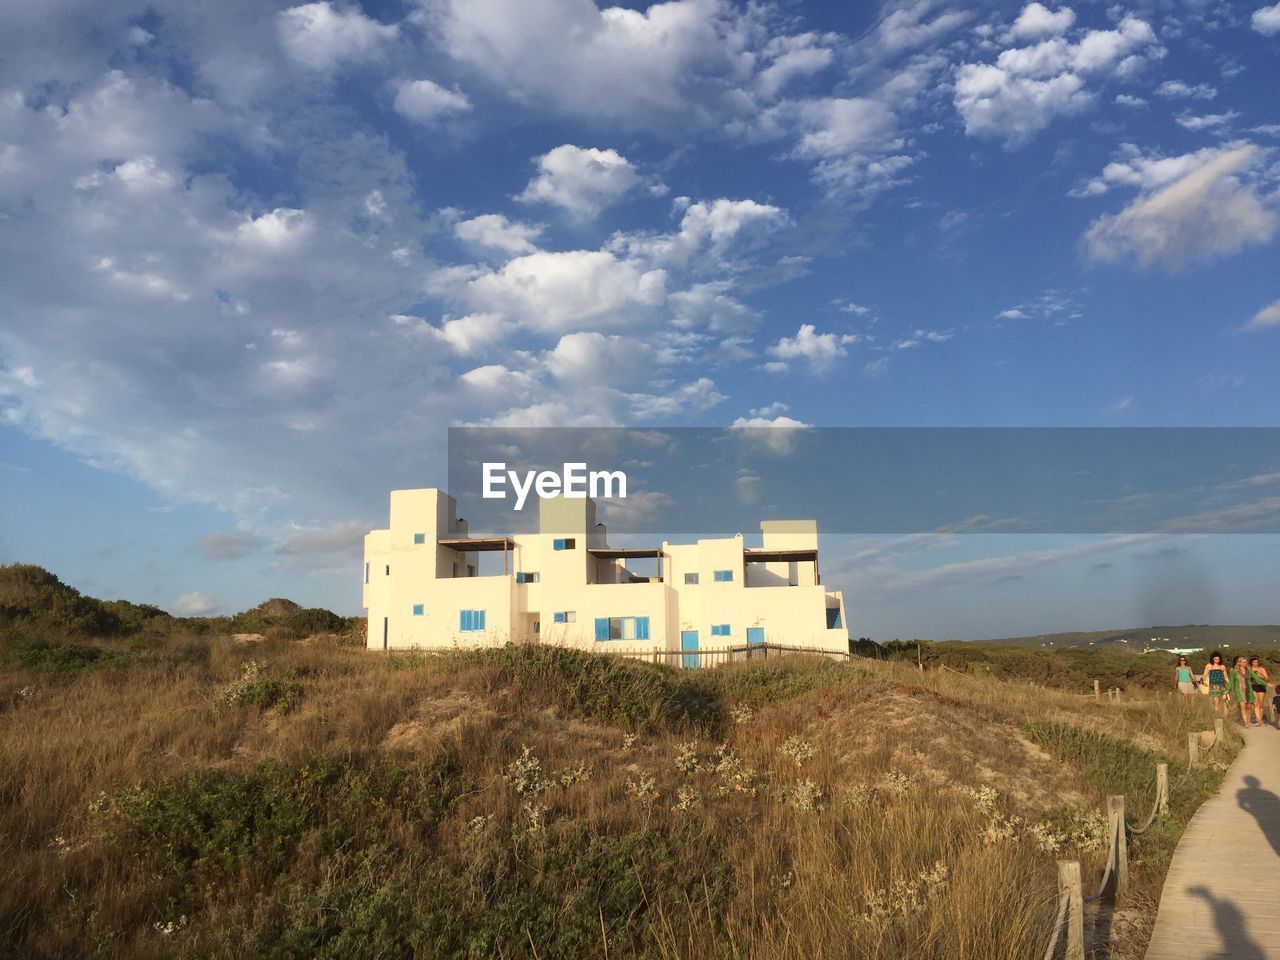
[1,0,1278,638]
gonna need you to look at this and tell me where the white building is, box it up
[362,488,850,660]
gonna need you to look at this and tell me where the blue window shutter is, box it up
[515,572,525,584]
[460,610,471,631]
[636,616,649,641]
[553,538,564,550]
[595,618,609,641]
[413,532,425,544]
[477,610,485,630]
[747,627,765,645]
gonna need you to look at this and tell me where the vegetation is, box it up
[0,566,1243,959]
[868,638,1279,694]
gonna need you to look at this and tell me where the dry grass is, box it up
[0,640,1232,960]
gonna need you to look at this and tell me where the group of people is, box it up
[1175,652,1276,727]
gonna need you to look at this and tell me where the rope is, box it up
[1041,889,1070,960]
[1083,816,1119,903]
[1125,770,1165,835]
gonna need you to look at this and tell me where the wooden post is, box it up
[1214,718,1225,746]
[1115,686,1121,702]
[1058,861,1085,960]
[1156,762,1169,816]
[1094,679,1101,703]
[1188,732,1199,767]
[1108,795,1128,896]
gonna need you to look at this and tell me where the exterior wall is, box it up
[363,488,850,657]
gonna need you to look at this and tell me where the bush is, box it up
[437,644,720,733]
[217,660,303,713]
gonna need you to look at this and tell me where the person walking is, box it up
[1202,652,1229,718]
[1247,656,1269,727]
[1229,656,1255,727]
[1174,655,1198,703]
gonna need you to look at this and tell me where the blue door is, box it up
[680,630,699,669]
[746,627,765,647]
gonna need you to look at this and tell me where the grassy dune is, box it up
[0,636,1237,960]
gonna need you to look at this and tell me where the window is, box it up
[594,616,650,641]
[385,565,390,576]
[412,604,424,617]
[413,532,425,544]
[460,609,486,632]
[364,562,370,584]
[826,608,843,629]
[515,571,540,584]
[553,537,577,551]
[746,627,765,646]
[713,569,734,582]
[553,611,576,624]
[710,624,730,636]
[683,572,699,585]
[466,564,476,577]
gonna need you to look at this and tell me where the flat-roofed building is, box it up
[363,488,849,660]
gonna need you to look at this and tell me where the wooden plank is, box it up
[1144,728,1280,959]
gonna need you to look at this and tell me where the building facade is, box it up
[362,488,849,659]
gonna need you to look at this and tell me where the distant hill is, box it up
[958,625,1280,651]
[0,564,355,643]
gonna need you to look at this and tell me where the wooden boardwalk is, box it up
[1145,726,1280,960]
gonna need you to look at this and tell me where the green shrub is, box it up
[217,660,303,713]
[690,656,863,708]
[437,644,720,733]
[1,641,131,673]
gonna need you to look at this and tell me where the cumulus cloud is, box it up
[393,78,471,123]
[1245,299,1280,330]
[453,213,541,255]
[517,145,653,219]
[421,0,762,129]
[277,2,398,72]
[1006,3,1076,41]
[1083,145,1278,270]
[612,197,790,266]
[954,14,1159,146]
[1253,3,1280,35]
[766,323,860,371]
[171,591,218,615]
[543,332,653,387]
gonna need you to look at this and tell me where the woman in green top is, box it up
[1202,652,1229,718]
[1248,656,1269,727]
[1230,657,1256,726]
[1174,655,1197,703]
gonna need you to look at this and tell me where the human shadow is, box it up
[1187,886,1265,960]
[1236,774,1280,857]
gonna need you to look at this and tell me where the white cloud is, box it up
[1084,144,1278,270]
[1176,111,1238,131]
[1114,93,1146,108]
[171,591,218,615]
[730,414,812,429]
[459,363,538,396]
[894,328,955,349]
[613,197,789,266]
[1107,395,1134,414]
[877,1,970,52]
[1245,299,1280,331]
[627,377,726,419]
[235,208,312,252]
[749,401,790,417]
[1006,3,1076,41]
[517,145,651,219]
[422,0,763,129]
[426,312,513,356]
[1072,142,1241,196]
[766,323,860,371]
[1253,3,1280,35]
[453,214,541,255]
[954,14,1159,146]
[277,2,398,72]
[393,79,471,123]
[448,249,668,334]
[1155,80,1217,100]
[543,332,653,387]
[755,33,836,99]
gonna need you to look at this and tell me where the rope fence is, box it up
[1040,749,1190,960]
